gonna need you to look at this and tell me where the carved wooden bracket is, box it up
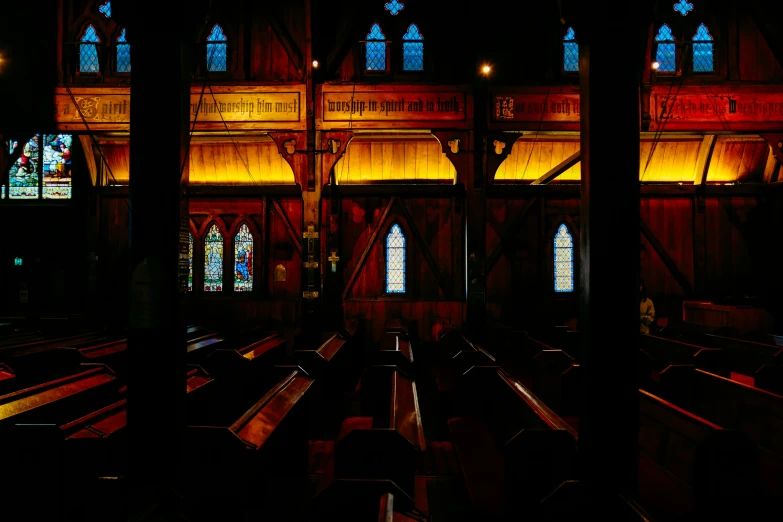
[268,131,307,190]
[432,130,470,186]
[486,133,520,185]
[321,131,354,188]
[761,133,783,168]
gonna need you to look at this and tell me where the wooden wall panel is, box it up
[268,198,302,300]
[343,300,465,342]
[706,138,769,183]
[738,14,783,82]
[334,138,456,184]
[495,139,580,181]
[189,141,296,185]
[640,198,694,296]
[704,197,757,296]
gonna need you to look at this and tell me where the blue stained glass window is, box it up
[80,25,101,73]
[563,27,579,72]
[42,134,73,200]
[402,24,424,71]
[385,223,406,294]
[116,28,130,73]
[692,24,714,73]
[206,24,227,72]
[366,24,387,71]
[384,0,404,15]
[673,0,693,16]
[554,224,574,293]
[188,233,193,292]
[9,136,40,199]
[99,1,111,18]
[234,224,254,292]
[204,224,224,292]
[655,24,676,73]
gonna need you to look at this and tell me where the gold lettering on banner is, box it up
[323,92,466,121]
[490,94,580,123]
[651,90,783,130]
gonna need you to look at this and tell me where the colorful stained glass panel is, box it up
[402,24,423,71]
[234,224,254,292]
[366,24,387,71]
[673,0,693,16]
[563,27,579,72]
[692,24,713,73]
[188,233,193,292]
[116,28,131,73]
[655,25,676,73]
[207,24,227,72]
[204,224,224,292]
[384,0,404,15]
[42,134,73,200]
[385,224,406,294]
[80,25,101,73]
[554,224,574,293]
[9,136,40,199]
[99,1,111,18]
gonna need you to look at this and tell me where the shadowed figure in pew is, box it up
[640,279,656,335]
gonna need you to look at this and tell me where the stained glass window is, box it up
[116,28,130,73]
[204,224,224,292]
[554,224,574,293]
[384,0,404,15]
[9,136,40,199]
[655,24,676,73]
[563,27,579,72]
[692,24,713,73]
[402,24,424,71]
[673,0,693,16]
[99,1,111,18]
[42,134,73,200]
[234,224,254,292]
[80,25,101,74]
[206,24,227,72]
[188,233,193,292]
[385,223,406,294]
[366,24,387,71]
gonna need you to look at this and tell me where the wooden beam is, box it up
[530,150,581,185]
[78,135,99,186]
[188,186,302,197]
[271,199,303,256]
[485,197,538,274]
[342,197,395,299]
[487,183,770,198]
[267,9,304,76]
[322,184,465,198]
[397,198,453,299]
[639,215,693,294]
[693,135,717,186]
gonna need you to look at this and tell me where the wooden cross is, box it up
[328,251,340,272]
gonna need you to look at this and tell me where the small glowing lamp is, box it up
[312,60,319,69]
[652,61,660,70]
[481,64,491,75]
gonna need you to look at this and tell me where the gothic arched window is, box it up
[188,233,193,292]
[80,25,101,73]
[385,223,407,294]
[234,224,254,292]
[206,24,228,72]
[204,224,224,292]
[99,1,112,18]
[366,24,387,71]
[116,28,130,73]
[3,134,74,200]
[654,24,676,73]
[7,136,40,199]
[402,24,424,71]
[554,223,574,293]
[563,27,579,72]
[692,23,714,73]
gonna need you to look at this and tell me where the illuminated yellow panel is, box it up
[189,138,295,184]
[495,139,581,181]
[706,137,768,183]
[639,139,702,182]
[100,143,130,185]
[334,135,456,184]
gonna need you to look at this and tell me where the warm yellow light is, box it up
[312,60,319,69]
[652,61,660,70]
[481,65,491,75]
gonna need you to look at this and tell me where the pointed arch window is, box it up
[563,27,579,72]
[204,224,224,292]
[116,28,130,73]
[365,24,387,71]
[188,233,194,292]
[80,25,101,73]
[3,134,74,200]
[654,24,676,73]
[99,1,112,18]
[206,24,227,72]
[385,223,407,294]
[402,24,424,71]
[554,224,574,293]
[692,24,713,73]
[234,224,254,292]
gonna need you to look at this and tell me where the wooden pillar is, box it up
[466,80,488,336]
[577,17,641,499]
[126,0,190,497]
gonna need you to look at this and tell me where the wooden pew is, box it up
[375,332,414,375]
[637,389,766,517]
[756,364,783,395]
[0,363,16,394]
[295,332,355,395]
[450,366,577,518]
[0,331,104,356]
[437,329,497,376]
[186,331,229,363]
[201,333,286,393]
[658,365,783,461]
[184,368,313,518]
[697,333,781,378]
[638,335,727,376]
[532,349,574,413]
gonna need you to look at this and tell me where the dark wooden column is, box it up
[577,15,642,501]
[126,0,190,497]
